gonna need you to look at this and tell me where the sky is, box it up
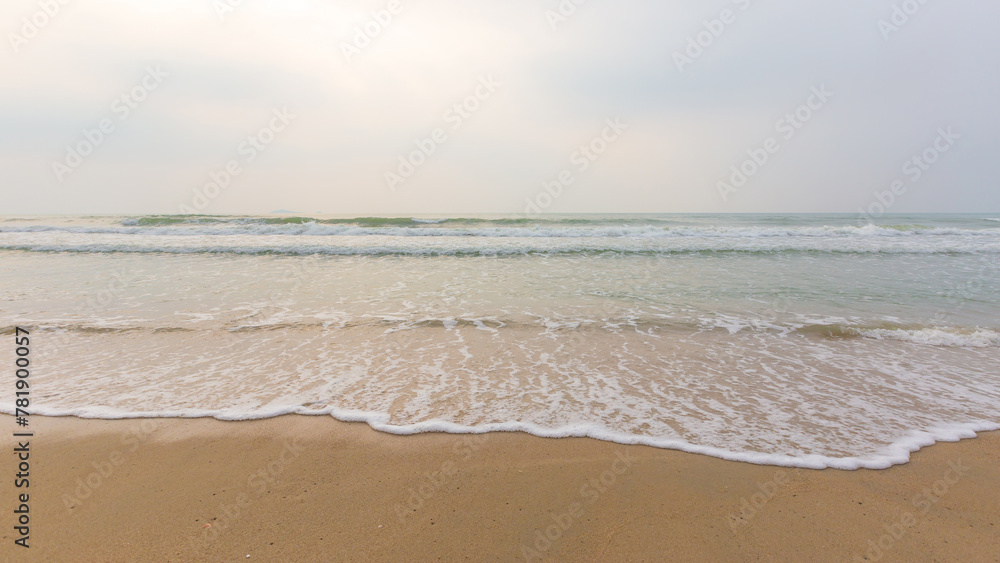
[1,0,998,215]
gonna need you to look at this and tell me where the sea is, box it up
[1,213,998,469]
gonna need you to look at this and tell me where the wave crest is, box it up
[852,327,1000,348]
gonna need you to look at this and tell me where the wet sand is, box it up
[1,416,998,562]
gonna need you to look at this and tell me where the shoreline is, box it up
[8,409,1000,471]
[2,416,998,561]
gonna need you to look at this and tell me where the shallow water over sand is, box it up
[2,214,999,468]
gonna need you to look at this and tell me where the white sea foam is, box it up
[6,403,997,470]
[3,315,998,471]
[1,223,999,239]
[856,327,1000,348]
[1,229,998,255]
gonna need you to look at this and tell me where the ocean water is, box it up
[1,213,998,469]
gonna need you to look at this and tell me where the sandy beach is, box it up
[1,416,997,562]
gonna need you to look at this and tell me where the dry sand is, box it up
[1,416,997,562]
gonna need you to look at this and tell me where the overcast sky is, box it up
[1,0,997,215]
